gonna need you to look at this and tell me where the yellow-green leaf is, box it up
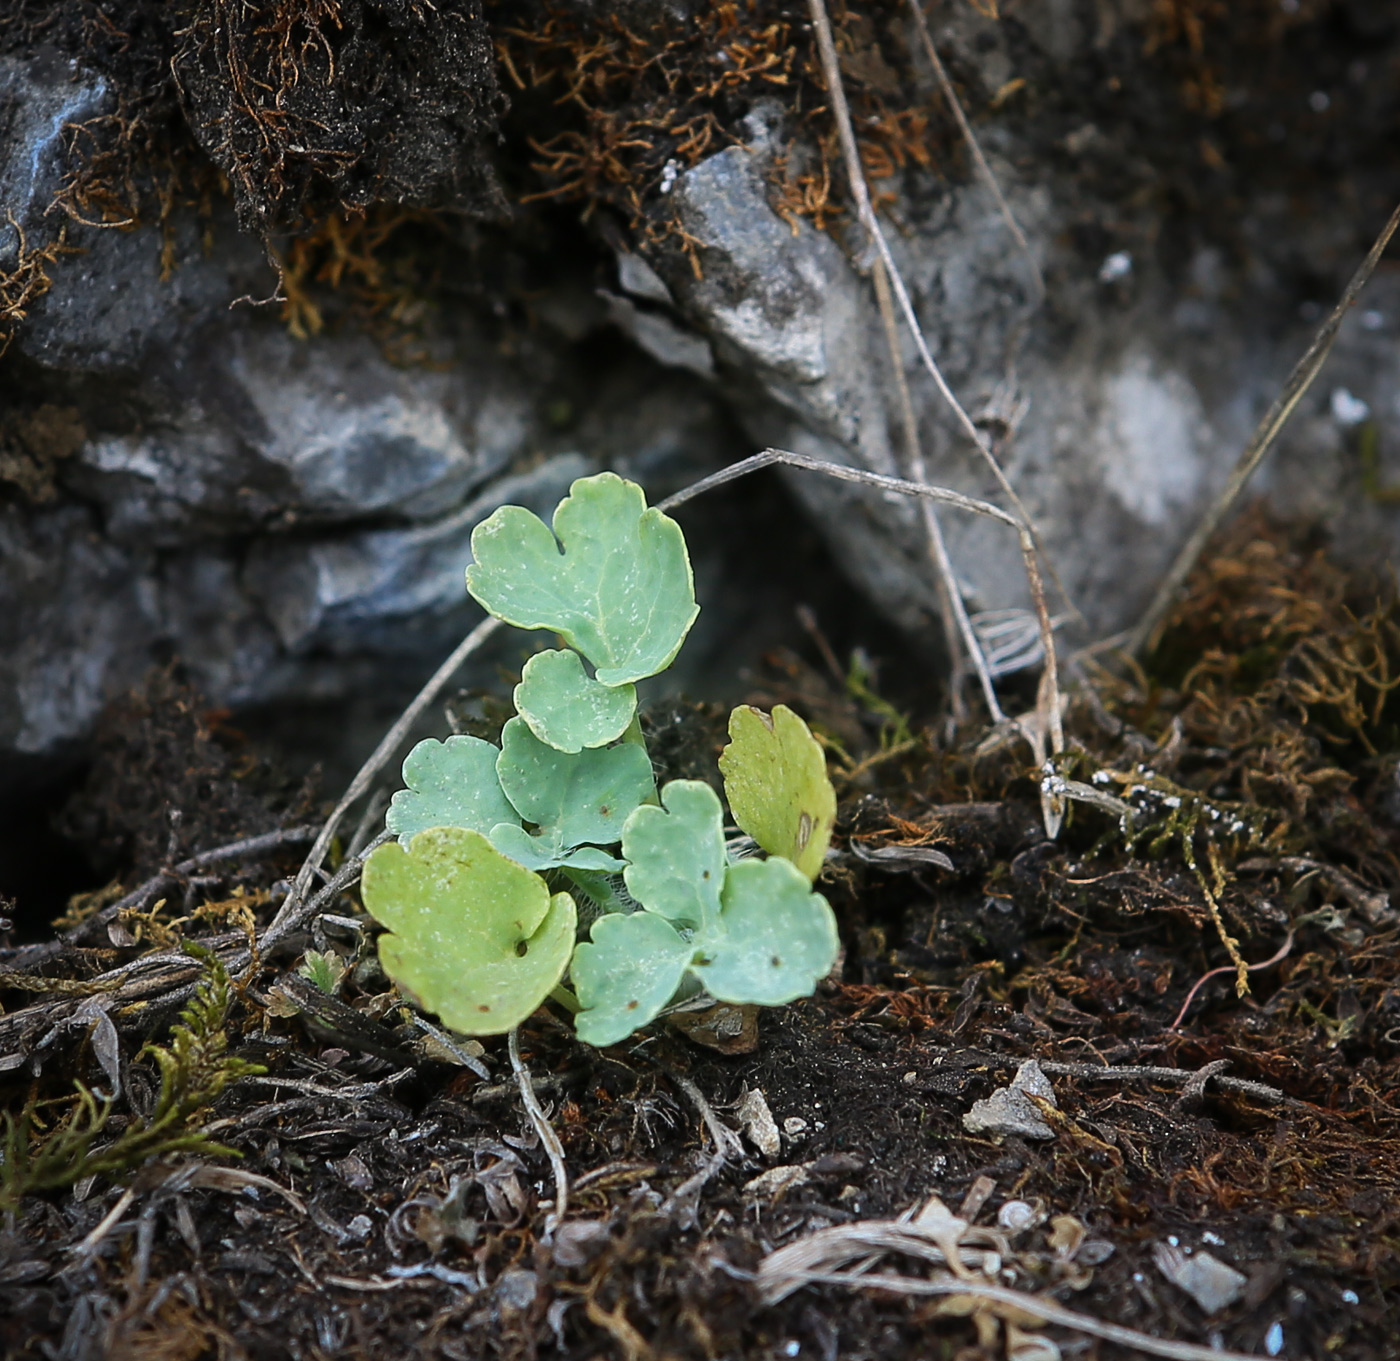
[718,705,835,881]
[362,827,577,1036]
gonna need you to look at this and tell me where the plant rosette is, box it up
[359,471,841,1047]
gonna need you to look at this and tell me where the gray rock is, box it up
[0,503,159,757]
[652,101,1400,647]
[0,50,109,267]
[962,1060,1058,1141]
[73,326,540,540]
[243,457,590,657]
[7,6,1400,791]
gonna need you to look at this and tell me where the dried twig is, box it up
[663,448,1052,757]
[907,0,1043,301]
[1129,200,1400,656]
[6,825,318,967]
[660,448,1017,524]
[509,1028,570,1236]
[262,830,392,953]
[1032,1058,1288,1106]
[873,256,1000,720]
[804,0,1062,755]
[763,1271,1263,1361]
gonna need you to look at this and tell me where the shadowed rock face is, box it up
[2,1,1400,776]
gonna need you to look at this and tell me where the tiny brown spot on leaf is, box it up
[478,1004,491,1012]
[627,999,639,1010]
[797,811,813,850]
[770,955,782,967]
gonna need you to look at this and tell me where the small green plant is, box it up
[361,471,840,1046]
[0,945,262,1209]
[299,948,347,995]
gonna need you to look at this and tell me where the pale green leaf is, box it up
[692,857,839,1006]
[571,910,691,1047]
[621,779,726,926]
[497,717,655,853]
[466,472,699,686]
[569,779,840,1047]
[362,827,577,1036]
[488,822,626,874]
[514,648,637,753]
[718,705,836,881]
[386,736,520,846]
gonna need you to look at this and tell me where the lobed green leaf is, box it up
[571,911,692,1048]
[363,827,577,1035]
[621,779,726,926]
[466,472,699,686]
[571,779,839,1046]
[496,717,655,857]
[386,736,520,846]
[514,648,637,753]
[692,857,839,1006]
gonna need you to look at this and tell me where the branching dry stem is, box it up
[803,0,1062,757]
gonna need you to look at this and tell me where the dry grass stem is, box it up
[804,0,1062,758]
[761,1271,1264,1361]
[873,256,1000,722]
[1129,199,1400,657]
[509,1027,570,1235]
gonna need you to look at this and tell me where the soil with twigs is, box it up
[2,512,1399,1360]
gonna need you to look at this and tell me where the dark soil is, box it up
[3,515,1399,1360]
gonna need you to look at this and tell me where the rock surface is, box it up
[4,2,1400,782]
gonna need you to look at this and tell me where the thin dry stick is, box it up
[272,615,504,938]
[907,0,1043,302]
[659,449,1018,524]
[1033,1059,1286,1106]
[873,256,1001,721]
[509,1027,569,1236]
[1129,200,1400,657]
[663,449,1048,744]
[8,824,320,963]
[804,0,1062,754]
[768,1273,1262,1361]
[804,0,1032,539]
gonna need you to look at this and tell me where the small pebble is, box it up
[783,1117,809,1137]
